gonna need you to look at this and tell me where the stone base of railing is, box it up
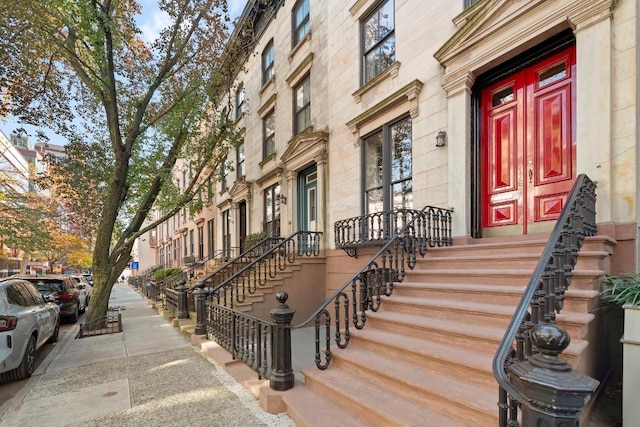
[192,338,289,414]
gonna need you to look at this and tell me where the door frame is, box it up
[471,30,576,238]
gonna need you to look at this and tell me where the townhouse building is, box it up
[139,0,636,423]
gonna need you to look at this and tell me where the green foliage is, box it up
[601,274,640,307]
[152,268,183,281]
[244,231,267,250]
[1,0,246,321]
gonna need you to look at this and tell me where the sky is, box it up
[0,0,247,147]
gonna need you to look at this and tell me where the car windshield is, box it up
[29,280,64,293]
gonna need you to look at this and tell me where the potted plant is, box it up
[601,273,640,423]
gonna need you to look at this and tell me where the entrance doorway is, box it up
[238,201,247,252]
[481,46,576,235]
[298,165,317,232]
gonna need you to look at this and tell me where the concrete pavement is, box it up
[0,283,294,427]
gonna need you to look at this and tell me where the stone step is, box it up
[393,282,600,313]
[403,268,604,290]
[379,295,595,339]
[363,310,588,366]
[306,346,497,426]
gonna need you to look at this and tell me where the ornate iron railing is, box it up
[263,218,281,238]
[207,302,273,379]
[197,238,284,292]
[202,231,322,307]
[163,286,180,317]
[334,207,452,257]
[293,205,452,369]
[492,174,598,426]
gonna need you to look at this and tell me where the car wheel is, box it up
[47,318,60,343]
[13,335,36,380]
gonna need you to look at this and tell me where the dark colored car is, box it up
[14,275,86,323]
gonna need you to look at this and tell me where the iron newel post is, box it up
[175,280,190,319]
[507,323,599,426]
[270,291,295,391]
[193,280,208,336]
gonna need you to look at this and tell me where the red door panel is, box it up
[482,46,576,234]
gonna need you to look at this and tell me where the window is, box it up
[363,116,412,214]
[222,209,231,257]
[207,219,214,256]
[189,229,194,256]
[263,110,275,158]
[362,0,395,84]
[294,75,310,134]
[235,86,245,120]
[198,225,204,259]
[465,0,480,7]
[237,143,245,179]
[263,184,281,237]
[173,239,179,262]
[183,235,188,257]
[262,40,275,84]
[292,0,310,47]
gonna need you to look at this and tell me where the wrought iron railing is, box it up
[196,231,321,382]
[163,287,180,317]
[202,231,322,307]
[293,205,452,369]
[492,174,598,426]
[334,207,452,257]
[207,302,273,379]
[197,238,284,292]
[263,218,281,238]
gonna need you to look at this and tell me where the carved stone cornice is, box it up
[352,62,401,103]
[257,93,277,118]
[286,52,314,87]
[255,166,283,187]
[346,79,423,141]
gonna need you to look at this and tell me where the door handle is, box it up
[528,167,533,183]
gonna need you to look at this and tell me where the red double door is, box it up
[481,46,576,235]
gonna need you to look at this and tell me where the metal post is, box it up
[507,323,599,426]
[193,282,208,336]
[175,281,190,319]
[270,291,295,391]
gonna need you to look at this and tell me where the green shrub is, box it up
[152,268,183,281]
[601,273,640,307]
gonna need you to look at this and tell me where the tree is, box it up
[0,0,245,323]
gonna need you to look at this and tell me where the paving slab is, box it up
[0,283,293,427]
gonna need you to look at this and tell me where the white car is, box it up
[0,278,60,382]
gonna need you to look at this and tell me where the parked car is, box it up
[0,278,60,381]
[70,275,92,306]
[82,273,94,286]
[15,275,87,323]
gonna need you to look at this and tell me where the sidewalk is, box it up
[0,283,294,427]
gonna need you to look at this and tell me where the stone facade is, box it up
[142,0,637,275]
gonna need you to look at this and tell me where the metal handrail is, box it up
[201,231,322,305]
[492,174,597,425]
[197,238,284,289]
[292,205,453,369]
